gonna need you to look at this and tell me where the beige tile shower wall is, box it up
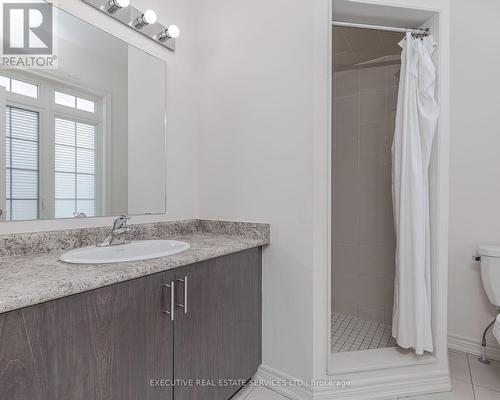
[332,64,399,325]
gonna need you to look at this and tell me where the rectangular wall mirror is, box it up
[0,3,167,222]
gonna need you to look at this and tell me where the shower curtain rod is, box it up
[332,20,428,35]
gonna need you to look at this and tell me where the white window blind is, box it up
[5,106,39,221]
[54,117,96,218]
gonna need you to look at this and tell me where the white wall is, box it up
[0,0,200,233]
[448,0,500,351]
[196,0,319,381]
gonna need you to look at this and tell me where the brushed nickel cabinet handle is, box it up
[176,276,188,314]
[162,282,175,321]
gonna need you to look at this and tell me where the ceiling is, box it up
[333,26,403,71]
[332,0,438,71]
[332,0,436,28]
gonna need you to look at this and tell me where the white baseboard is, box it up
[313,372,449,400]
[254,364,313,400]
[448,334,500,361]
[254,364,449,400]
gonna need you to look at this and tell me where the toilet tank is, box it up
[479,245,500,307]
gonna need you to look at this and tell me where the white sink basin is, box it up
[60,240,190,264]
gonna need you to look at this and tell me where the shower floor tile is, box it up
[331,312,397,353]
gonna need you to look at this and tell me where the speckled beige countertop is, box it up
[0,220,270,314]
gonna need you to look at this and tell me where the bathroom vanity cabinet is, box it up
[0,248,262,400]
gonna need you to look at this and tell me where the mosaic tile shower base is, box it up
[331,313,397,353]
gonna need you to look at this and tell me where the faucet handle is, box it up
[112,215,130,230]
[73,212,87,218]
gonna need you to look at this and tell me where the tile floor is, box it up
[331,312,397,352]
[233,351,500,400]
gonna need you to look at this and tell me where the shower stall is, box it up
[331,25,402,353]
[330,0,445,358]
[325,1,450,398]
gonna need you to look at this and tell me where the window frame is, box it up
[52,85,100,118]
[1,70,107,220]
[0,74,40,101]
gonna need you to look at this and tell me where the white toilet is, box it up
[477,245,500,362]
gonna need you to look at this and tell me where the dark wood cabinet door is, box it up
[0,309,44,400]
[0,270,175,400]
[173,248,262,400]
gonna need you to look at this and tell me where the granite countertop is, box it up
[0,220,270,314]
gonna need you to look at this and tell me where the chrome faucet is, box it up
[97,215,132,247]
[73,212,87,218]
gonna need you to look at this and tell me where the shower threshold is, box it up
[331,313,397,353]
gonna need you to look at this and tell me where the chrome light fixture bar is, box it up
[81,0,178,52]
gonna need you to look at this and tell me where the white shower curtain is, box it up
[391,33,439,355]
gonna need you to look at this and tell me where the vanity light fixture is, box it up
[81,0,178,51]
[133,9,157,30]
[105,0,129,14]
[158,25,180,42]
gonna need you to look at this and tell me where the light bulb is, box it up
[167,25,180,39]
[133,9,157,29]
[115,0,130,7]
[143,10,157,24]
[106,0,129,14]
[158,25,180,42]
